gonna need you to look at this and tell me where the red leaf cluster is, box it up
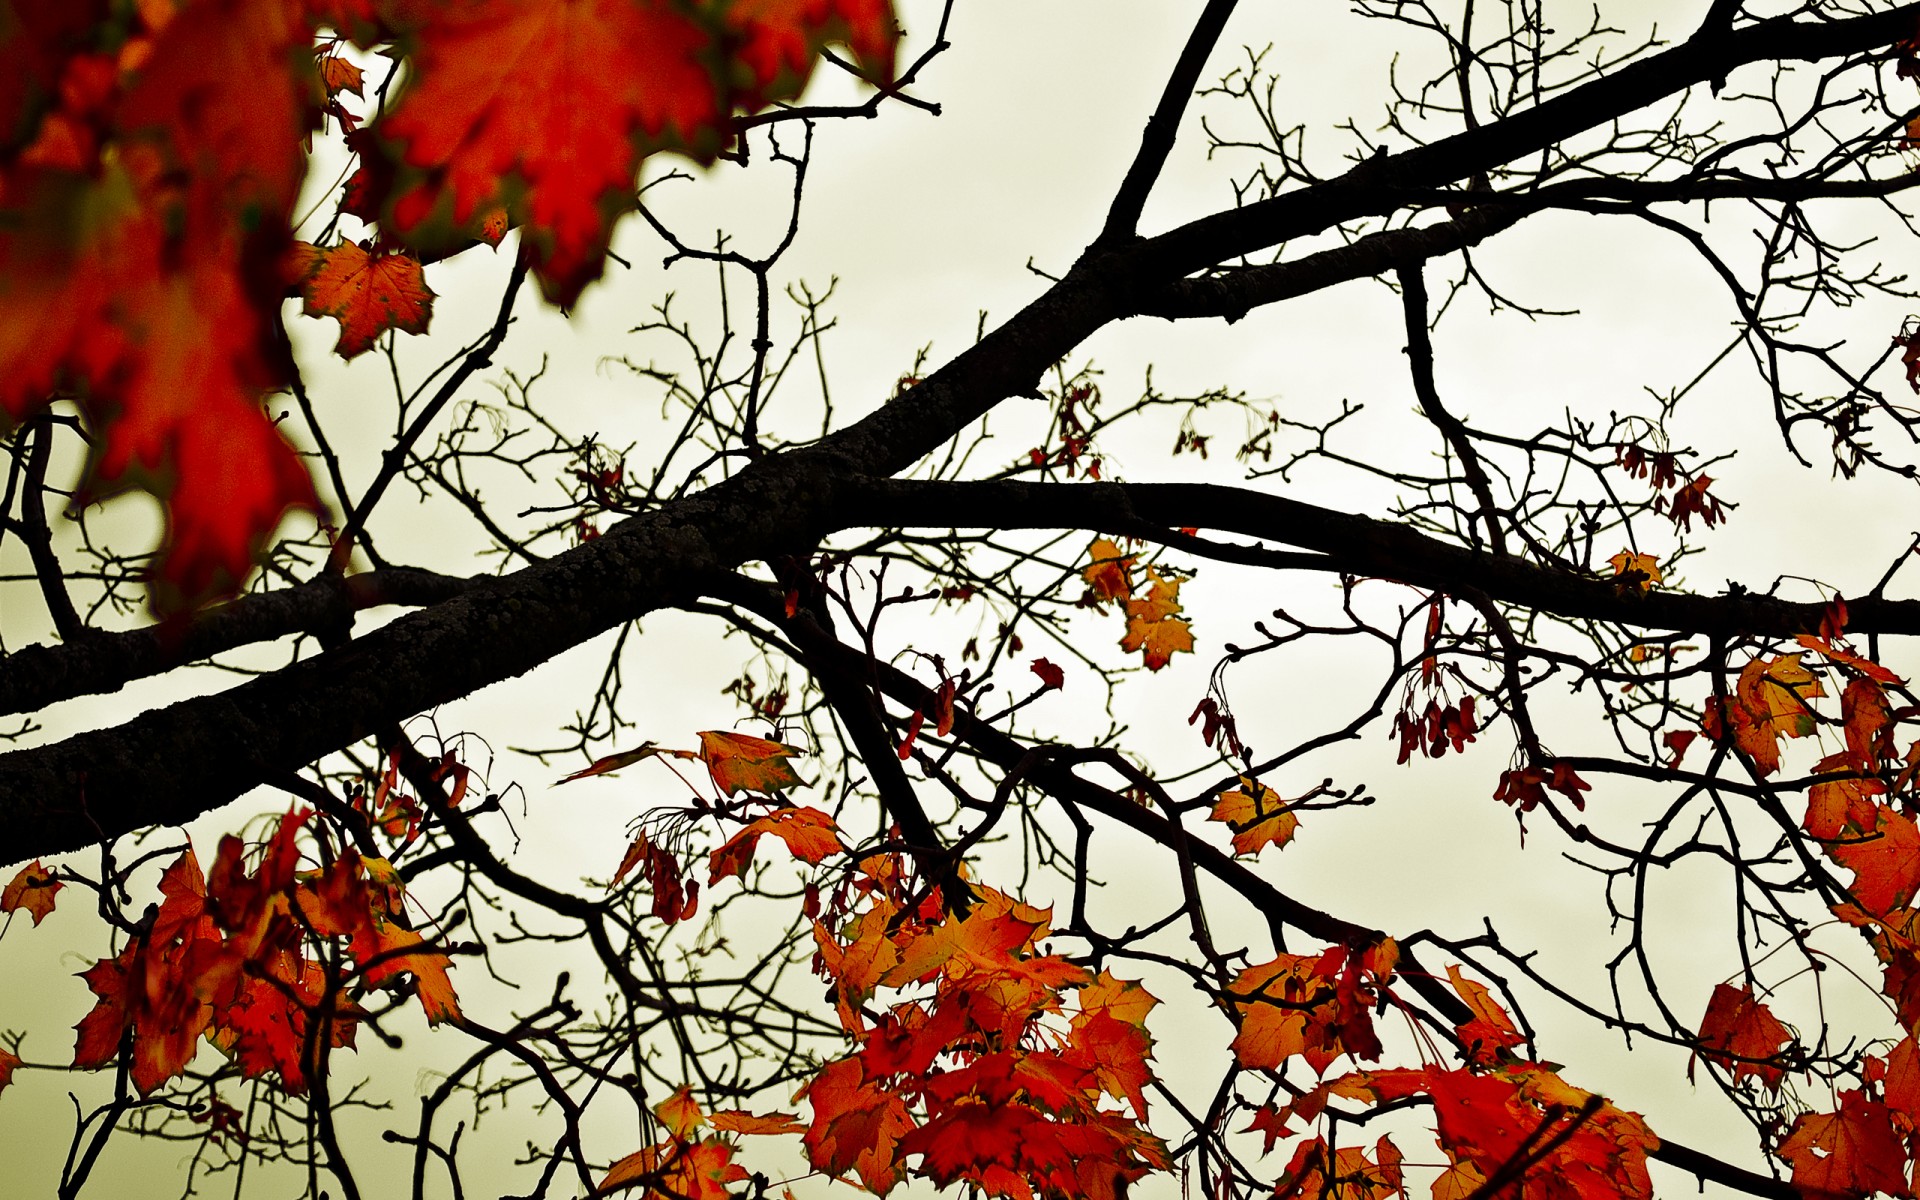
[1224,938,1398,1075]
[70,809,458,1095]
[599,1087,752,1199]
[0,0,898,609]
[803,859,1167,1200]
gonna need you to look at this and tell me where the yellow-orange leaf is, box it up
[557,741,696,784]
[1120,568,1194,671]
[1083,536,1133,605]
[1210,778,1300,857]
[1,860,61,926]
[709,805,842,884]
[708,1109,806,1136]
[655,1085,705,1140]
[698,730,805,795]
[362,923,460,1024]
[1607,550,1662,592]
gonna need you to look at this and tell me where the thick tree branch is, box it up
[1142,4,1920,275]
[1098,0,1241,244]
[0,567,480,716]
[844,478,1920,638]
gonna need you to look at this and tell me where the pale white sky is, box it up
[6,1,1919,1196]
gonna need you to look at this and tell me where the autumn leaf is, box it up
[370,0,892,305]
[708,805,842,884]
[1338,1063,1657,1200]
[1431,1160,1488,1200]
[316,50,363,99]
[556,741,696,784]
[1831,803,1920,916]
[0,0,322,611]
[601,1136,748,1200]
[1885,1036,1920,1117]
[1083,536,1133,605]
[698,730,805,795]
[296,239,435,359]
[655,1085,706,1140]
[1805,774,1883,842]
[1120,566,1194,671]
[1445,964,1525,1062]
[1227,948,1384,1075]
[1691,983,1791,1090]
[1275,1138,1401,1200]
[802,1056,914,1194]
[355,920,461,1024]
[0,1046,19,1096]
[723,0,898,109]
[1777,1090,1908,1199]
[1722,653,1826,776]
[1796,632,1905,686]
[1607,550,1662,592]
[1030,658,1065,690]
[708,1109,806,1136]
[1,860,62,926]
[1210,778,1300,857]
[1071,970,1159,1119]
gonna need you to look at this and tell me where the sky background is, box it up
[6,1,1920,1195]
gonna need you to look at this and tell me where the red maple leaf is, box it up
[1691,983,1792,1090]
[1777,1090,1909,1199]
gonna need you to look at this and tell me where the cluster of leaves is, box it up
[0,0,897,608]
[1082,536,1195,672]
[4,807,457,1097]
[804,864,1166,1200]
[1237,955,1659,1200]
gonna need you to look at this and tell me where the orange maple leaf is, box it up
[371,0,893,305]
[354,919,461,1024]
[1120,566,1194,671]
[1082,536,1134,605]
[1606,549,1662,592]
[1227,947,1384,1075]
[724,0,898,109]
[556,741,697,784]
[1691,983,1791,1090]
[1805,773,1884,842]
[0,0,321,611]
[707,1109,805,1136]
[1210,778,1300,857]
[1831,803,1920,916]
[296,239,435,359]
[1719,653,1825,776]
[1885,1036,1920,1118]
[1275,1137,1403,1200]
[1070,970,1160,1120]
[1445,964,1526,1063]
[1,859,62,926]
[698,730,806,795]
[802,1057,914,1194]
[708,805,842,883]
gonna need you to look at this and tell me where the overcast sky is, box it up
[9,2,1920,1195]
